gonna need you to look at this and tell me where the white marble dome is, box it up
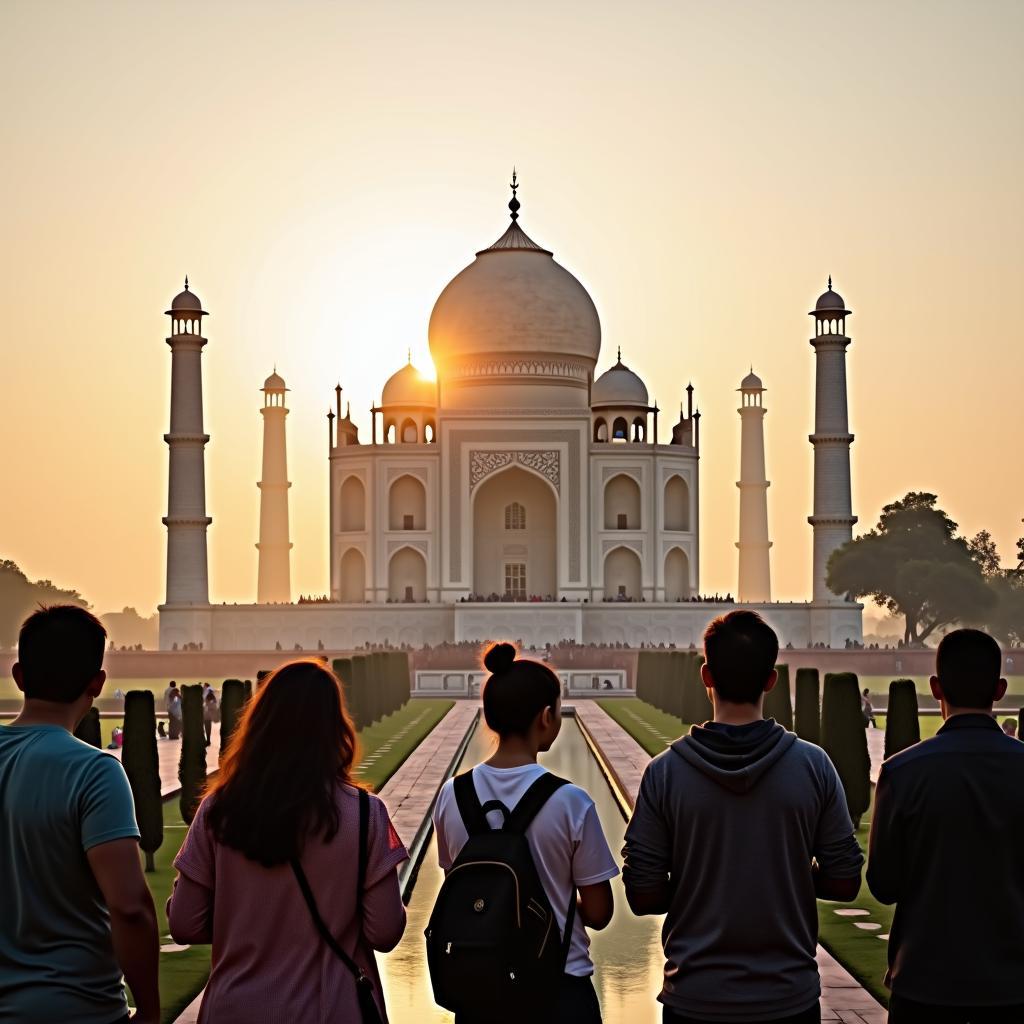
[382,361,435,407]
[428,221,601,374]
[592,354,649,407]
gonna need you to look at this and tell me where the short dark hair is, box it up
[17,605,106,703]
[936,629,1002,708]
[481,642,561,737]
[703,610,779,704]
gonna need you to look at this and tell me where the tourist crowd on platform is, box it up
[2,605,1023,1024]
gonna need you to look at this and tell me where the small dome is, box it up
[740,369,763,390]
[381,361,435,407]
[263,370,286,391]
[592,353,649,407]
[170,281,202,312]
[814,277,848,312]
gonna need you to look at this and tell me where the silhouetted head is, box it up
[206,659,360,866]
[14,604,106,704]
[481,642,562,747]
[933,629,1005,710]
[702,610,779,705]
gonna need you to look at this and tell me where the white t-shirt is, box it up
[432,762,619,977]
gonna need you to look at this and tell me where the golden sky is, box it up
[2,0,1022,616]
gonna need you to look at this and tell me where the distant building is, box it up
[159,179,862,650]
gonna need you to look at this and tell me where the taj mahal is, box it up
[158,177,862,651]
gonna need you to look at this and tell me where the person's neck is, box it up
[941,702,993,721]
[485,734,540,768]
[11,699,85,732]
[712,698,764,726]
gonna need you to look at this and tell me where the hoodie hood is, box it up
[671,719,797,794]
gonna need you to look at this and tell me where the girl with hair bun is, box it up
[430,642,618,1022]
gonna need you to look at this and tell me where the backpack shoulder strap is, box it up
[505,772,570,835]
[453,769,491,836]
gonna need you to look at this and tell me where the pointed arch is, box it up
[388,546,427,602]
[389,474,427,530]
[339,548,366,603]
[664,474,691,532]
[604,545,642,601]
[604,473,641,530]
[339,475,366,532]
[664,546,690,601]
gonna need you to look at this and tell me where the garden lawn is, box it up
[126,698,454,1019]
[596,698,687,755]
[597,697,896,1007]
[354,699,454,791]
[873,715,942,739]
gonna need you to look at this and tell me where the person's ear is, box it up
[995,678,1008,703]
[700,662,715,692]
[763,669,779,694]
[12,663,25,694]
[929,675,943,702]
[85,670,106,700]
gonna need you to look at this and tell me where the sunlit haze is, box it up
[2,0,1022,616]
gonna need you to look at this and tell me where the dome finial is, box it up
[184,275,190,291]
[508,167,520,222]
[407,347,412,364]
[617,346,622,364]
[827,275,832,291]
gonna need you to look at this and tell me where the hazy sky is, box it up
[2,0,1022,615]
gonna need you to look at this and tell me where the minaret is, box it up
[808,278,857,602]
[163,279,211,605]
[256,369,292,604]
[736,369,772,602]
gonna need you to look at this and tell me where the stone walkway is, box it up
[574,701,887,1024]
[174,703,481,1023]
[111,724,221,798]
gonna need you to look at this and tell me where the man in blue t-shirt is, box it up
[0,605,160,1023]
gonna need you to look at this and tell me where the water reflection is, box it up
[378,714,664,1024]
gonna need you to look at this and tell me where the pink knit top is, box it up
[168,783,408,1024]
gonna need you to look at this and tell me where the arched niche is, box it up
[664,547,690,601]
[400,418,418,443]
[664,475,690,531]
[389,474,427,530]
[339,476,366,532]
[473,465,557,599]
[593,418,608,443]
[604,473,641,530]
[388,546,427,602]
[339,548,366,603]
[612,416,628,441]
[604,546,642,601]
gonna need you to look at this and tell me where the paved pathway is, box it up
[111,724,221,798]
[574,701,887,1024]
[174,703,481,1023]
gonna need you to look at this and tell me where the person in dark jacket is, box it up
[623,610,863,1024]
[867,628,1024,1022]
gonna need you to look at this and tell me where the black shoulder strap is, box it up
[453,770,491,836]
[505,772,570,835]
[290,788,372,982]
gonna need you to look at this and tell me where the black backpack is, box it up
[425,770,576,1018]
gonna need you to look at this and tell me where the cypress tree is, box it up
[636,650,656,705]
[178,684,206,824]
[682,652,712,724]
[74,707,102,748]
[764,664,793,730]
[1018,707,1023,741]
[333,658,355,724]
[884,679,921,759]
[219,679,246,760]
[243,679,253,701]
[669,650,687,720]
[794,668,821,744]
[821,672,871,828]
[122,691,162,871]
[349,656,368,730]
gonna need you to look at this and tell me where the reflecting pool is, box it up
[378,715,664,1024]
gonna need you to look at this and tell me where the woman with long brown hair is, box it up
[167,659,408,1023]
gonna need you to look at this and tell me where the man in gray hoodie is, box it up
[622,610,863,1023]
